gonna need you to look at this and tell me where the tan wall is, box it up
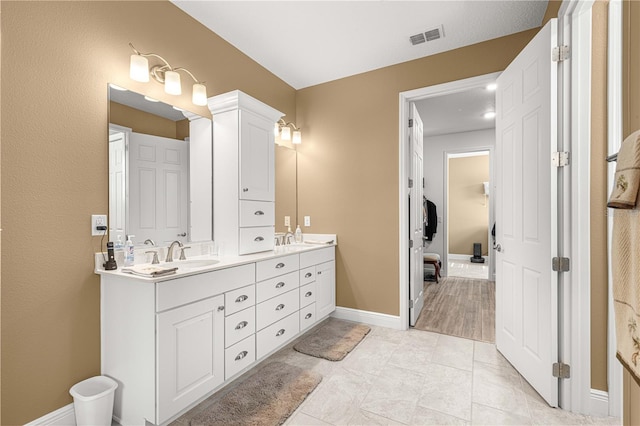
[295,29,537,316]
[275,146,298,233]
[622,0,640,423]
[590,0,609,393]
[109,101,185,140]
[448,155,490,256]
[0,1,295,423]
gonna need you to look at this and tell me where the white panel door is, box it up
[109,131,126,244]
[239,110,275,202]
[157,295,225,424]
[129,132,189,245]
[495,19,558,406]
[409,103,425,326]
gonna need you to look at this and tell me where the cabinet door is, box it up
[157,295,225,424]
[315,261,336,319]
[239,110,275,202]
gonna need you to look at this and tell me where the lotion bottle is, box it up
[124,235,135,266]
[294,225,302,243]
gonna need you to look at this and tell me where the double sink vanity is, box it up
[99,89,336,425]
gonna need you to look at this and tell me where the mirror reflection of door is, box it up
[108,126,128,245]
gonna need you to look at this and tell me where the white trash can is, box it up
[69,376,118,426]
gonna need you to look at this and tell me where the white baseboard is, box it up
[589,389,609,418]
[25,403,76,426]
[332,306,402,330]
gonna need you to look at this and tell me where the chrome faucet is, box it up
[284,231,295,245]
[165,240,184,262]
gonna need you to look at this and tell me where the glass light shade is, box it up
[192,83,207,106]
[164,70,182,95]
[274,123,280,137]
[292,130,302,145]
[281,126,291,141]
[484,111,496,119]
[130,55,149,82]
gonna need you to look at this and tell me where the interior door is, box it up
[495,19,558,406]
[409,103,425,326]
[129,132,189,245]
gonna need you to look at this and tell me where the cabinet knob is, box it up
[276,263,285,269]
[305,272,312,278]
[217,306,225,312]
[276,329,286,337]
[235,351,248,361]
[305,291,313,298]
[254,236,264,242]
[235,321,248,330]
[275,303,285,311]
[275,282,285,289]
[254,210,264,216]
[243,188,249,192]
[305,313,313,320]
[318,271,322,275]
[235,295,249,303]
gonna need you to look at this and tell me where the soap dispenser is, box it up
[294,225,302,243]
[124,235,135,266]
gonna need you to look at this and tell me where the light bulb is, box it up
[164,70,181,95]
[192,83,207,106]
[129,55,149,82]
[292,130,302,145]
[281,126,291,141]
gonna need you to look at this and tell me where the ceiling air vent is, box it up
[425,25,444,42]
[410,33,426,46]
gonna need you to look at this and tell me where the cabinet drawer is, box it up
[156,264,255,312]
[225,307,255,348]
[224,284,256,316]
[299,282,316,308]
[256,288,299,331]
[225,336,256,380]
[256,312,299,359]
[256,254,299,281]
[239,200,274,227]
[256,271,299,303]
[300,266,315,285]
[239,226,274,255]
[300,303,317,332]
[300,246,334,269]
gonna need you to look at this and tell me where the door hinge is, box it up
[552,45,570,62]
[409,178,414,188]
[553,362,571,379]
[552,151,570,167]
[409,119,414,128]
[552,257,570,272]
[409,239,414,249]
[409,299,414,309]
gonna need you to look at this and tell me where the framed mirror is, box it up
[108,85,212,247]
[275,144,297,233]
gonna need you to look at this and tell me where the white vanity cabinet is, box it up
[300,247,336,321]
[209,90,283,256]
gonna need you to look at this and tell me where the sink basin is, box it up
[172,259,219,270]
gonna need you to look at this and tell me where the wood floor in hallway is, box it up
[414,276,495,343]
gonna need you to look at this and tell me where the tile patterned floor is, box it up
[448,258,489,280]
[280,325,620,426]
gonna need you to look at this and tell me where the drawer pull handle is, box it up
[254,210,264,216]
[276,329,286,337]
[275,282,285,289]
[235,321,248,330]
[305,313,312,320]
[305,272,313,278]
[275,304,285,311]
[235,351,248,361]
[254,236,264,242]
[235,295,249,303]
[243,188,249,192]
[318,271,322,275]
[275,262,285,269]
[217,306,225,312]
[305,291,313,298]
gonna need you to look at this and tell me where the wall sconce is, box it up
[274,118,302,144]
[128,43,207,106]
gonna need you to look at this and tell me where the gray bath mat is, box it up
[294,318,371,361]
[189,361,321,426]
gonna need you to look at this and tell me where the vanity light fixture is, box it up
[128,43,208,107]
[484,111,496,119]
[274,118,302,145]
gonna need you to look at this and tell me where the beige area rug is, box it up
[189,361,321,426]
[293,318,371,361]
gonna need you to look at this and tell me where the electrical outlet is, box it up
[284,216,290,227]
[91,214,108,236]
[304,216,311,227]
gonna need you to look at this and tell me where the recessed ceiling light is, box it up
[486,83,497,91]
[144,96,159,102]
[108,83,127,91]
[484,111,496,119]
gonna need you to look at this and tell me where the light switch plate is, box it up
[92,214,108,236]
[304,216,311,227]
